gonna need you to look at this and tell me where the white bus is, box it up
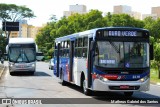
[53,27,153,96]
[6,38,38,75]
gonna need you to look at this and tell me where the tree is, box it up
[49,14,57,22]
[0,3,35,21]
[144,17,156,42]
[35,10,146,60]
[0,35,6,57]
[35,23,54,60]
[0,3,35,44]
[107,14,144,27]
[144,17,160,79]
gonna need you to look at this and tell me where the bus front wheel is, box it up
[82,79,91,96]
[10,72,14,76]
[124,92,133,97]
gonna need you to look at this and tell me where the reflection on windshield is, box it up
[94,41,149,68]
[9,48,35,62]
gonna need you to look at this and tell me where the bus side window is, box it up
[83,37,88,58]
[75,39,78,57]
[79,38,83,57]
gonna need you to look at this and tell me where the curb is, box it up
[0,65,5,78]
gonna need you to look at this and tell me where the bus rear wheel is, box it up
[60,70,66,86]
[82,79,91,96]
[10,72,14,76]
[124,92,133,97]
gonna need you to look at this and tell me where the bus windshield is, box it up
[94,41,149,68]
[8,45,36,62]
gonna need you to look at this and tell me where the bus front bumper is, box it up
[9,62,36,72]
[92,78,150,92]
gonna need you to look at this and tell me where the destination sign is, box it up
[104,31,143,37]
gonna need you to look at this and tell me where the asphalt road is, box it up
[0,61,159,107]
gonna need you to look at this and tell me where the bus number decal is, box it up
[100,60,115,64]
[132,75,140,79]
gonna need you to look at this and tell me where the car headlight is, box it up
[138,75,149,82]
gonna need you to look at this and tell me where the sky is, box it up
[1,0,160,27]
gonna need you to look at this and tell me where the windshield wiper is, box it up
[15,52,21,62]
[23,51,30,63]
[109,41,120,53]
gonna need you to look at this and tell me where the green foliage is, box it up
[0,3,35,52]
[35,10,149,60]
[0,35,7,55]
[0,3,35,21]
[144,17,160,73]
[154,43,160,62]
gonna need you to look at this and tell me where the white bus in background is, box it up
[6,38,38,75]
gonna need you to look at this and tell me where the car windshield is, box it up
[94,41,149,68]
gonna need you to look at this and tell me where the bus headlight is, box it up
[31,64,35,67]
[9,63,14,67]
[28,63,35,67]
[139,75,149,82]
[97,75,108,82]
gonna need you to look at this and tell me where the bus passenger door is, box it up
[69,41,74,82]
[88,39,93,88]
[56,43,60,77]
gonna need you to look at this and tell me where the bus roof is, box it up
[55,27,148,42]
[9,38,35,44]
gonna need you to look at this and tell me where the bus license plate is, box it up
[19,65,25,68]
[120,85,129,89]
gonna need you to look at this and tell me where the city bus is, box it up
[6,38,38,75]
[53,27,153,96]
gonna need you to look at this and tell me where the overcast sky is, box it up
[1,0,160,27]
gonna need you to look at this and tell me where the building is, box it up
[130,11,141,20]
[113,5,132,14]
[63,4,87,17]
[10,20,41,39]
[142,14,157,20]
[113,5,142,20]
[151,6,160,18]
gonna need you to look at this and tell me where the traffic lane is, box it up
[1,61,159,106]
[3,60,160,98]
[8,61,160,98]
[36,61,54,77]
[0,68,89,98]
[1,76,159,106]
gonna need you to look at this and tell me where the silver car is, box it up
[49,58,54,70]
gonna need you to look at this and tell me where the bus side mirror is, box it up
[150,44,154,60]
[4,53,8,56]
[4,53,8,59]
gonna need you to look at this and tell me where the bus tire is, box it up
[82,79,91,96]
[10,72,14,76]
[124,92,133,97]
[60,69,66,86]
[30,72,35,75]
